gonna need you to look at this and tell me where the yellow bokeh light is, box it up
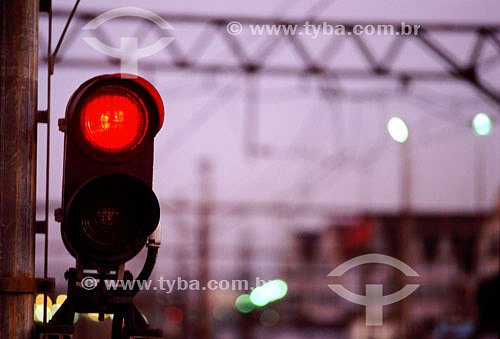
[56,294,67,305]
[88,313,100,322]
[35,294,53,309]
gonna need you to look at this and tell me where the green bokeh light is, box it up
[387,117,409,143]
[235,294,255,313]
[250,286,270,307]
[249,279,288,307]
[268,280,287,301]
[472,113,493,136]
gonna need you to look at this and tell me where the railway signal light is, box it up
[57,74,164,268]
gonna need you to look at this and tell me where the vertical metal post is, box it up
[238,230,253,339]
[0,0,38,338]
[174,206,191,339]
[197,158,212,339]
[398,139,412,337]
[42,0,52,324]
[244,75,259,157]
[400,134,412,212]
[474,136,485,211]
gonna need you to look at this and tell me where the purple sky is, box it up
[36,0,500,282]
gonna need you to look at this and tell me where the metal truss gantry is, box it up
[46,10,500,106]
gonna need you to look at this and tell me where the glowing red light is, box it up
[80,86,148,153]
[164,306,183,324]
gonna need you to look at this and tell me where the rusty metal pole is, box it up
[0,0,38,338]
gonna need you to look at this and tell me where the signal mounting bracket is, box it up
[36,268,162,339]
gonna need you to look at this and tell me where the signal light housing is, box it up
[60,74,164,268]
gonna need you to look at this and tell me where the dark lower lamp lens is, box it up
[63,174,160,265]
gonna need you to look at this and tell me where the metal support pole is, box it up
[197,159,213,339]
[474,136,486,211]
[0,0,38,338]
[398,139,412,337]
[173,207,191,339]
[245,75,259,157]
[238,230,253,339]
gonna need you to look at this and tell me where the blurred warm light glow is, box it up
[88,313,100,322]
[164,306,183,324]
[35,293,53,309]
[56,294,67,305]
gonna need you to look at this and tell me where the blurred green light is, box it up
[249,279,288,307]
[268,280,287,301]
[387,117,409,143]
[472,113,492,136]
[235,294,255,313]
[266,281,281,301]
[250,286,269,307]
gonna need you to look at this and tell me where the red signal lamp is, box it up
[66,73,164,161]
[61,74,164,267]
[80,86,148,153]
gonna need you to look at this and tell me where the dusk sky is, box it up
[36,0,500,283]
